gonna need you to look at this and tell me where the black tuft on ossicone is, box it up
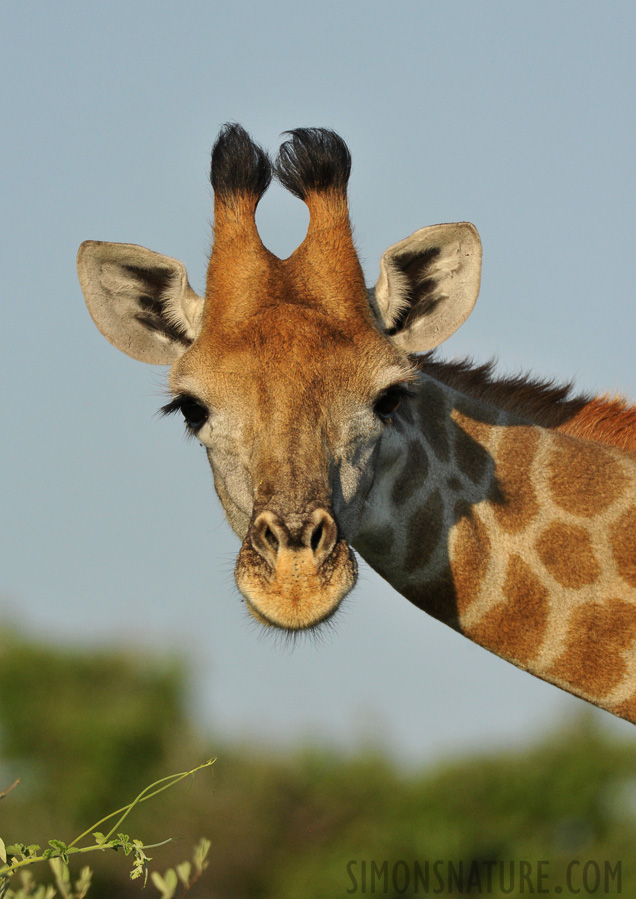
[211,123,272,201]
[275,128,352,201]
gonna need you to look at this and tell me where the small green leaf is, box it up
[74,865,92,899]
[116,833,133,856]
[48,840,67,852]
[151,868,178,899]
[48,840,70,864]
[49,855,71,887]
[92,832,106,844]
[6,843,26,859]
[176,861,191,887]
[193,837,211,874]
[0,838,6,864]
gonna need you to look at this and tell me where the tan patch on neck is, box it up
[452,405,499,438]
[547,599,636,699]
[492,428,540,534]
[547,434,627,518]
[465,554,548,665]
[535,521,601,588]
[611,507,636,588]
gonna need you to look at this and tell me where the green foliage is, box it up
[0,839,210,899]
[0,761,213,899]
[1,628,636,896]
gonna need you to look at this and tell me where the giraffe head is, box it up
[77,125,482,630]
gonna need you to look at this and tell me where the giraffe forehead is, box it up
[176,303,408,412]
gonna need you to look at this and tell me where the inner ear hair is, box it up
[384,245,443,334]
[374,222,482,353]
[77,241,204,365]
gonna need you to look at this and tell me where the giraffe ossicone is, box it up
[78,125,636,721]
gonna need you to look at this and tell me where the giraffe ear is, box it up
[77,241,204,365]
[372,222,482,353]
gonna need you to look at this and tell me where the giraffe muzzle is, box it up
[235,506,357,630]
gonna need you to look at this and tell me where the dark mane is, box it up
[275,128,351,201]
[210,123,272,201]
[416,353,636,453]
[417,353,591,428]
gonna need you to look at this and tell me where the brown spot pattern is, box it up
[535,521,601,588]
[404,488,444,574]
[611,693,636,724]
[466,554,548,665]
[547,599,636,699]
[451,508,490,615]
[453,421,491,485]
[355,526,395,559]
[392,440,429,507]
[417,381,450,462]
[611,507,636,588]
[397,400,415,427]
[547,433,627,518]
[403,571,457,625]
[492,427,540,534]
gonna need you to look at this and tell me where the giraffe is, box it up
[77,125,636,722]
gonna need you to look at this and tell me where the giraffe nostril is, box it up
[250,511,288,569]
[264,526,279,553]
[305,509,338,564]
[310,521,324,553]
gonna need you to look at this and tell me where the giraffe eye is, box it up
[160,395,209,431]
[373,387,405,422]
[180,398,208,429]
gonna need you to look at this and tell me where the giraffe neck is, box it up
[352,374,636,722]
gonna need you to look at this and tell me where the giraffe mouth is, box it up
[234,538,357,630]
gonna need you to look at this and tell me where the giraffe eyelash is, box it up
[160,394,209,431]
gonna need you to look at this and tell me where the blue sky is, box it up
[2,1,635,763]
